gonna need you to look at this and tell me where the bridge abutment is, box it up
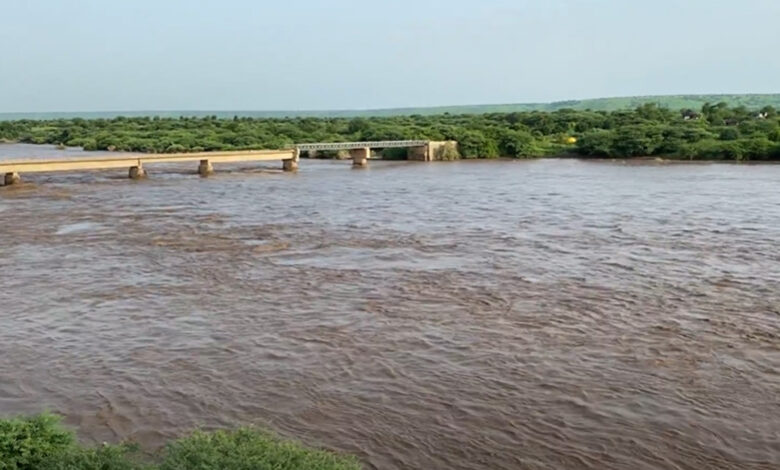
[350,147,370,167]
[407,141,460,161]
[3,172,21,186]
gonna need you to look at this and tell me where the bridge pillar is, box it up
[198,159,214,176]
[350,147,370,167]
[407,145,430,161]
[3,172,21,186]
[283,149,300,172]
[128,164,147,180]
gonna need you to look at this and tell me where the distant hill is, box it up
[2,94,779,120]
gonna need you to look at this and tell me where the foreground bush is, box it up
[160,428,360,470]
[0,414,74,470]
[0,414,360,470]
[37,445,148,470]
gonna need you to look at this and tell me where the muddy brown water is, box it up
[1,144,778,469]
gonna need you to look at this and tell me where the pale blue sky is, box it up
[1,0,779,112]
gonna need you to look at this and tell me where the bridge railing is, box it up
[296,140,428,151]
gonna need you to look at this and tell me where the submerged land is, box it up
[1,99,779,161]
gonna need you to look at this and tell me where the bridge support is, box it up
[128,164,147,180]
[350,147,370,167]
[198,159,214,176]
[3,172,21,186]
[407,142,460,161]
[407,145,429,161]
[283,149,300,172]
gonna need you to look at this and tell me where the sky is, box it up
[1,0,779,112]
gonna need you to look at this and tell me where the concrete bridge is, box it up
[0,140,457,186]
[295,140,454,167]
[0,150,296,186]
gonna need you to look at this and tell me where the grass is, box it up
[0,414,361,470]
[160,429,361,470]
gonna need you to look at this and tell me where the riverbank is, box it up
[1,414,360,470]
[1,103,778,160]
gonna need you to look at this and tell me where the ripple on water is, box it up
[55,222,104,235]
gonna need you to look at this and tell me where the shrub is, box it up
[719,127,740,141]
[0,413,74,470]
[435,142,460,160]
[576,129,615,156]
[37,445,149,470]
[738,137,774,160]
[0,415,360,470]
[159,428,361,470]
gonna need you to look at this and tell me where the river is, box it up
[0,144,778,469]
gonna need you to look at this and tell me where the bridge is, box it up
[0,140,457,186]
[296,140,429,151]
[294,140,454,167]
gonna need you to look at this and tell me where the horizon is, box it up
[0,92,780,116]
[3,0,780,113]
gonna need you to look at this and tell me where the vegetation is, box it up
[1,102,780,161]
[0,414,74,469]
[0,413,360,470]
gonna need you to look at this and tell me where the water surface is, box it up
[1,144,778,469]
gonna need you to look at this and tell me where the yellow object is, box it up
[565,136,577,144]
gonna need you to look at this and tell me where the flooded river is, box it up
[1,144,778,469]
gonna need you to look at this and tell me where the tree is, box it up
[576,129,615,156]
[760,105,777,118]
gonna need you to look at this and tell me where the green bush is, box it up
[159,428,361,470]
[37,445,149,470]
[0,413,74,470]
[434,142,461,160]
[719,127,740,141]
[0,414,360,470]
[576,129,615,156]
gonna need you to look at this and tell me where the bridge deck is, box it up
[0,140,442,184]
[0,149,295,174]
[296,140,428,151]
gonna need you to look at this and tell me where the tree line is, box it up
[1,103,779,161]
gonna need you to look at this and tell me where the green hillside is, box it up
[362,94,780,115]
[1,94,779,120]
